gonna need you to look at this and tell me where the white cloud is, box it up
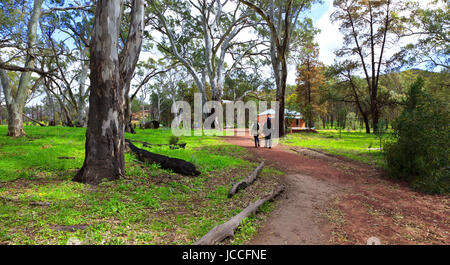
[315,0,342,66]
[286,0,341,85]
[286,61,300,86]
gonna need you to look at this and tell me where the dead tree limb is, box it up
[128,139,186,149]
[52,224,89,232]
[125,139,200,176]
[58,156,75,159]
[22,113,46,126]
[228,161,264,198]
[194,185,285,245]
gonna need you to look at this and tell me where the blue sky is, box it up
[308,0,341,66]
[309,0,332,22]
[287,0,337,84]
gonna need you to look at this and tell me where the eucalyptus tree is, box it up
[396,0,449,70]
[0,0,45,136]
[327,61,372,133]
[150,74,168,122]
[0,0,93,136]
[39,15,85,126]
[139,88,148,124]
[332,0,404,133]
[164,66,189,111]
[296,41,325,128]
[238,0,318,137]
[42,83,56,124]
[57,3,94,127]
[75,0,145,184]
[149,0,261,103]
[223,67,273,101]
[124,58,176,132]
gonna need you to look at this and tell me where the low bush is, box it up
[384,77,449,194]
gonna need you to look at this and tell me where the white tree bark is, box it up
[1,0,44,136]
[74,0,125,184]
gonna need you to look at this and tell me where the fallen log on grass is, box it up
[143,120,160,129]
[127,139,186,149]
[58,156,75,160]
[125,139,200,176]
[194,185,285,245]
[228,161,264,198]
[22,114,45,127]
[52,224,89,232]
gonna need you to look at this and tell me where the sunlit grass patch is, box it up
[0,125,281,245]
[20,181,85,201]
[282,130,386,166]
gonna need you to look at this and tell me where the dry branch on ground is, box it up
[228,161,264,198]
[195,185,285,245]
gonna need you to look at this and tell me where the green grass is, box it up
[281,130,387,167]
[0,126,249,182]
[0,125,281,245]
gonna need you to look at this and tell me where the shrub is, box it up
[384,77,449,194]
[168,135,179,145]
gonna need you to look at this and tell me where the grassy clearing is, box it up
[281,130,387,167]
[0,126,282,245]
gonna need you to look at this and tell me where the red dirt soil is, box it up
[223,132,449,245]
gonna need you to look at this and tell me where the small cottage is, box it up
[285,109,306,130]
[257,109,306,130]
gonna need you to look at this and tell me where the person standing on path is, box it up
[263,117,272,149]
[251,121,260,148]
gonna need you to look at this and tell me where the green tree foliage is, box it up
[384,77,449,194]
[303,104,313,129]
[396,0,449,69]
[131,98,143,113]
[332,0,405,134]
[296,42,325,128]
[0,0,27,41]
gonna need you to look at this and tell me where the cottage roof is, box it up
[258,109,302,119]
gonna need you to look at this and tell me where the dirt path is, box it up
[224,134,348,244]
[223,132,450,245]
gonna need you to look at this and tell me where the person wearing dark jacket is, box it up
[263,117,272,149]
[251,121,260,148]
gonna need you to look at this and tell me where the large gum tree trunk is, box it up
[6,103,25,137]
[278,58,287,137]
[74,0,124,184]
[0,70,25,137]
